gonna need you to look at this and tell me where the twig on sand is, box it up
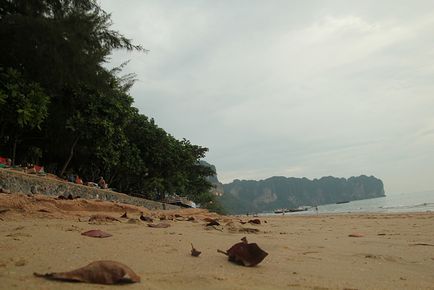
[410,243,434,247]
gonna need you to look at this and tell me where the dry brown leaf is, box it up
[248,219,261,225]
[81,229,112,238]
[191,243,201,257]
[218,237,268,267]
[205,219,220,226]
[0,208,10,214]
[140,213,153,222]
[348,233,364,238]
[34,260,140,284]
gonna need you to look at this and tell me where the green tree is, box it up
[0,0,221,211]
[0,68,49,164]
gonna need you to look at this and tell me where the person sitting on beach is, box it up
[75,175,83,185]
[98,176,108,189]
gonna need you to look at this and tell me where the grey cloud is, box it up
[101,0,434,193]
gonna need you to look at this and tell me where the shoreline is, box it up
[1,193,434,289]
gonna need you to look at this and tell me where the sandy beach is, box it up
[1,193,434,290]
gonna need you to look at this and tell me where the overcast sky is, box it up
[100,1,434,194]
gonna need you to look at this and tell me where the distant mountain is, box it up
[219,175,385,214]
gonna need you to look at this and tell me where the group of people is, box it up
[66,174,108,190]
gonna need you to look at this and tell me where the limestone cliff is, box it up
[219,175,385,214]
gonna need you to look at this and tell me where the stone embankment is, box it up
[0,169,178,210]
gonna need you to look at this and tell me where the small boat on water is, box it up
[287,206,309,213]
[274,209,285,214]
[336,201,350,204]
[275,206,311,214]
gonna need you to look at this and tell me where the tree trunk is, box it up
[0,122,5,141]
[59,136,79,177]
[11,135,18,166]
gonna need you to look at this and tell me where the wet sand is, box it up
[1,193,434,290]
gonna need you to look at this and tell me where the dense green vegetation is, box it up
[0,0,220,211]
[219,175,385,214]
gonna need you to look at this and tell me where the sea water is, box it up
[268,190,434,215]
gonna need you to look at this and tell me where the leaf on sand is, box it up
[248,219,261,225]
[34,260,140,284]
[191,243,201,257]
[81,229,112,238]
[0,208,10,214]
[348,233,364,238]
[206,220,220,226]
[218,237,268,267]
[147,222,170,228]
[88,215,120,223]
[140,213,153,222]
[204,218,220,226]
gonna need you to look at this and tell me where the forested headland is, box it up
[0,0,222,212]
[218,175,385,214]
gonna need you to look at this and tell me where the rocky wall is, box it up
[0,169,179,210]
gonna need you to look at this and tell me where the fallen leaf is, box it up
[217,237,268,267]
[148,223,170,228]
[191,243,201,257]
[248,219,261,225]
[34,260,140,284]
[0,208,10,214]
[81,230,112,238]
[140,213,153,222]
[205,218,220,226]
[348,233,364,238]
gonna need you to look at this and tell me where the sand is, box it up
[1,193,434,290]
